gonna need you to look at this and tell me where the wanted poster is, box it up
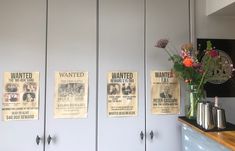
[107,72,138,117]
[151,71,180,114]
[54,71,88,118]
[2,72,40,121]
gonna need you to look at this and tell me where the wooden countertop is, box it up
[178,118,235,151]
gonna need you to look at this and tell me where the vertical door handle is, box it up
[36,135,41,145]
[150,131,154,140]
[140,131,144,140]
[47,135,52,145]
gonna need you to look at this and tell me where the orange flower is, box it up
[183,57,193,67]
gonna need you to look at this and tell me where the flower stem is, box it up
[197,57,212,93]
[164,48,174,62]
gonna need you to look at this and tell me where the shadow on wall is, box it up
[207,97,235,124]
[219,99,235,124]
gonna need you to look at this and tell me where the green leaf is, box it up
[173,63,184,72]
[206,41,212,50]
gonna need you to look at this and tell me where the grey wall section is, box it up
[146,0,189,151]
[46,0,97,151]
[196,0,235,39]
[98,0,145,151]
[196,0,235,124]
[0,0,46,150]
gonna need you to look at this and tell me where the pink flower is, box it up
[155,39,169,48]
[193,63,202,68]
[181,50,188,58]
[209,49,219,58]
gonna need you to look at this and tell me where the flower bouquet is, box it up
[155,39,227,119]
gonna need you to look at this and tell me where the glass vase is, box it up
[185,84,203,120]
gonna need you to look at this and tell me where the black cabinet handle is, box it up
[36,135,41,145]
[47,135,52,145]
[150,131,154,140]
[140,131,144,140]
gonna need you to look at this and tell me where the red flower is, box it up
[209,49,219,58]
[183,57,193,67]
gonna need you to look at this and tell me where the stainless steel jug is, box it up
[196,102,204,126]
[216,108,226,129]
[202,102,215,130]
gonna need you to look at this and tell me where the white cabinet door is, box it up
[46,0,97,151]
[0,0,46,151]
[146,0,189,151]
[98,0,145,151]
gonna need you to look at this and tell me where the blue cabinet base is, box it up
[181,124,231,151]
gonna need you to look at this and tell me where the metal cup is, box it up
[212,106,218,128]
[197,102,204,126]
[216,108,226,129]
[203,102,215,130]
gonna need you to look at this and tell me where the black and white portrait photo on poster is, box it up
[107,83,120,95]
[151,71,180,114]
[58,83,85,97]
[121,83,136,95]
[22,82,37,102]
[159,85,173,99]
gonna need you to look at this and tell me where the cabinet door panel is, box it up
[46,0,97,151]
[98,0,145,151]
[146,0,189,151]
[0,0,46,151]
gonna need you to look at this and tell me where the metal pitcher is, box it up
[196,102,204,127]
[202,102,215,130]
[216,108,226,129]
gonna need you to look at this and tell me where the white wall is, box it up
[196,0,235,124]
[206,0,235,15]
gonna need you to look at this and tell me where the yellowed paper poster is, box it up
[2,72,40,121]
[107,72,138,117]
[54,71,88,118]
[151,71,180,114]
